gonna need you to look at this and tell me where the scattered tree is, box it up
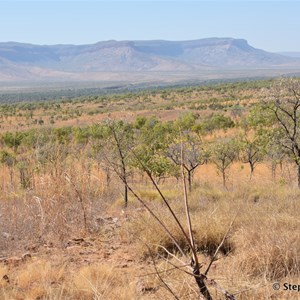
[263,78,300,187]
[102,120,134,207]
[239,133,267,179]
[211,138,239,188]
[168,132,209,191]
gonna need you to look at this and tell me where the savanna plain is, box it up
[0,78,299,299]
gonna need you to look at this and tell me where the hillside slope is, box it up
[0,38,299,81]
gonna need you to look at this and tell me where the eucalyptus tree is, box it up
[164,113,210,191]
[102,120,135,207]
[194,113,235,135]
[211,137,239,188]
[2,131,25,153]
[263,128,286,179]
[238,133,267,179]
[262,78,300,187]
[133,117,177,184]
[168,132,209,191]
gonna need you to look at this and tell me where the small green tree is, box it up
[168,132,209,191]
[239,133,267,179]
[211,137,239,188]
[133,117,177,184]
[133,144,176,184]
[264,128,286,179]
[197,113,235,134]
[2,131,25,153]
[102,120,134,207]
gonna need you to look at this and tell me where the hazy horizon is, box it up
[0,1,299,52]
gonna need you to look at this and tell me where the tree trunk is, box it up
[187,170,192,192]
[298,165,300,189]
[193,268,212,300]
[9,167,13,187]
[222,170,226,188]
[271,162,276,180]
[124,183,128,208]
[280,161,283,174]
[249,162,254,180]
[106,166,111,187]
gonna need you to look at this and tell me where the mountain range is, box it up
[0,38,300,82]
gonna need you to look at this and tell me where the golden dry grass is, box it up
[0,260,136,300]
[0,154,299,299]
[118,179,300,299]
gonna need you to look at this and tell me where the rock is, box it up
[0,253,32,266]
[96,216,119,225]
[66,238,93,248]
[66,245,82,252]
[2,274,9,284]
[4,256,22,267]
[66,238,85,247]
[73,238,85,243]
[2,232,14,240]
[22,253,32,262]
[2,232,11,239]
[25,243,40,252]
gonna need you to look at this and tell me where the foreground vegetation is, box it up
[0,78,300,299]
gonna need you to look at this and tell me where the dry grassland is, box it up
[0,159,299,299]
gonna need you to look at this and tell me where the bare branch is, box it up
[147,244,181,300]
[180,135,198,267]
[65,172,87,231]
[138,264,190,278]
[206,278,237,300]
[132,151,195,252]
[107,154,188,259]
[204,214,237,276]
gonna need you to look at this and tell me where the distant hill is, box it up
[0,38,300,82]
[278,52,300,58]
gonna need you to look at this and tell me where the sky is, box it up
[0,1,299,52]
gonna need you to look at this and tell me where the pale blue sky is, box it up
[0,1,299,52]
